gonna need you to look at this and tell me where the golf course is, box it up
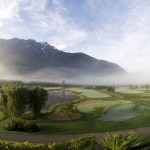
[0,85,150,135]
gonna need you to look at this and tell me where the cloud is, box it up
[0,0,150,72]
[0,0,22,27]
[0,0,88,49]
[73,0,150,72]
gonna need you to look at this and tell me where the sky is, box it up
[0,0,150,72]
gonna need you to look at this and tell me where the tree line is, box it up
[0,84,48,118]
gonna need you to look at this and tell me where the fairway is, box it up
[115,87,143,94]
[77,100,122,113]
[67,88,111,98]
[99,101,140,121]
[77,100,142,121]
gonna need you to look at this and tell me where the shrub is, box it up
[48,142,65,150]
[5,118,41,132]
[101,131,141,150]
[69,136,95,150]
[0,136,96,150]
[5,119,18,131]
[60,102,78,117]
[25,122,41,132]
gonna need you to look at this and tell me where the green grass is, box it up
[43,87,62,90]
[134,99,150,111]
[99,101,140,121]
[34,110,150,135]
[115,87,144,94]
[77,100,141,121]
[0,111,5,121]
[77,100,122,113]
[0,86,149,135]
[0,109,149,135]
[67,88,111,99]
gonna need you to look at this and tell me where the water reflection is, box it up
[44,90,79,109]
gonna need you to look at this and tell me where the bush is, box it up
[48,142,66,150]
[25,122,41,132]
[5,118,41,132]
[60,102,78,117]
[101,131,141,150]
[69,136,95,150]
[0,136,96,150]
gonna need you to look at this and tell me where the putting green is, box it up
[134,99,150,111]
[67,88,111,98]
[77,100,141,121]
[77,100,122,113]
[115,87,143,94]
[99,101,140,121]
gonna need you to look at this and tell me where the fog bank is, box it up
[0,66,150,85]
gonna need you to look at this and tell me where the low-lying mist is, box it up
[0,65,150,85]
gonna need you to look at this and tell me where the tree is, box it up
[28,86,48,118]
[60,102,78,117]
[0,85,48,118]
[62,80,65,89]
[1,85,27,117]
[90,106,106,119]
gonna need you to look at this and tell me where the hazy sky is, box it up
[0,0,150,72]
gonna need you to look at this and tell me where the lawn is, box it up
[115,87,144,94]
[43,87,62,90]
[67,88,111,99]
[77,100,122,113]
[34,109,150,134]
[77,100,141,121]
[99,101,140,121]
[134,99,150,111]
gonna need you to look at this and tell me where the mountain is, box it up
[0,38,126,80]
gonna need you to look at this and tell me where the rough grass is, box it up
[48,112,81,120]
[35,110,150,134]
[67,88,111,99]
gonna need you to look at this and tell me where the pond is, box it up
[44,90,80,109]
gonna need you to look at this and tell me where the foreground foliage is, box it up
[101,131,141,150]
[0,132,149,150]
[0,136,96,150]
[5,118,41,132]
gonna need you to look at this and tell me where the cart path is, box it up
[0,127,150,143]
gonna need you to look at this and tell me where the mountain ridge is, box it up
[0,38,126,79]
